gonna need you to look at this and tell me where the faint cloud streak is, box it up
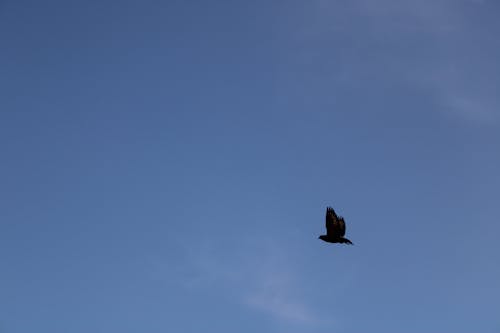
[284,0,499,125]
[177,237,324,327]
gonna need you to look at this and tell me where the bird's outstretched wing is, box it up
[338,216,346,236]
[325,207,341,237]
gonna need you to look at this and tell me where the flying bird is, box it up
[318,207,353,245]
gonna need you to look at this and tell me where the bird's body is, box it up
[318,235,353,244]
[318,207,353,245]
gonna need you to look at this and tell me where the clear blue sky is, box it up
[1,0,499,332]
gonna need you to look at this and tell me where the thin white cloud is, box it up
[241,249,321,325]
[246,293,317,324]
[177,237,325,327]
[286,0,499,124]
[444,94,498,123]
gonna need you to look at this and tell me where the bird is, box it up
[318,207,353,245]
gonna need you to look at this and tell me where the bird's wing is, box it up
[338,216,346,236]
[325,207,341,237]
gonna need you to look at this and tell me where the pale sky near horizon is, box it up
[1,0,499,332]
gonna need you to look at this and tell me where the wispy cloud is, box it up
[177,237,324,327]
[245,290,318,325]
[285,0,499,125]
[240,248,321,325]
[423,62,499,124]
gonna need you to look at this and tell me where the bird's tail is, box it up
[340,237,353,245]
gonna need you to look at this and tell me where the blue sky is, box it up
[1,0,499,332]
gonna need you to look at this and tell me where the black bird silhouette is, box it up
[318,207,353,245]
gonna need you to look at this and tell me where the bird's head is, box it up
[318,235,326,241]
